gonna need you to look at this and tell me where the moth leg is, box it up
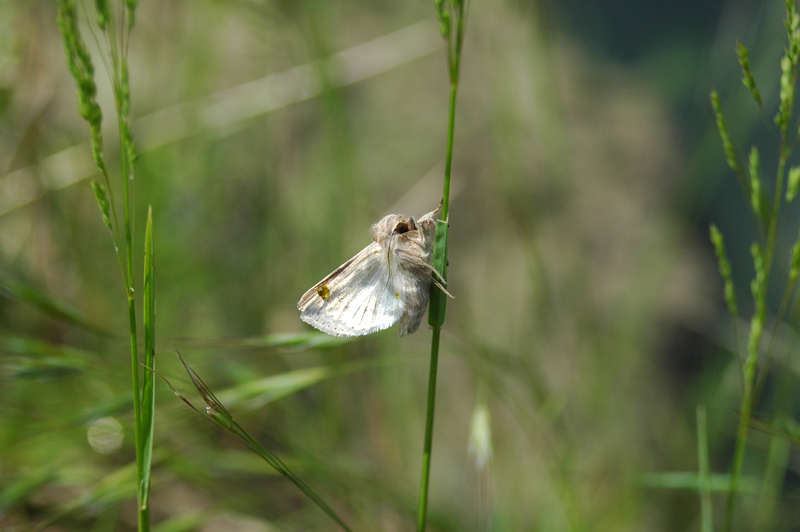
[394,249,454,298]
[426,273,454,298]
[394,249,447,283]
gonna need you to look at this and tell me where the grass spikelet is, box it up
[787,166,800,201]
[711,90,743,182]
[56,0,107,179]
[713,4,800,530]
[91,181,114,235]
[709,225,738,318]
[159,350,353,532]
[737,42,762,107]
[749,147,763,221]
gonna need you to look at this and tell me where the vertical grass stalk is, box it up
[697,406,713,532]
[56,2,151,530]
[715,3,800,530]
[417,2,466,531]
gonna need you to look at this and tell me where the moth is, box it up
[298,204,451,337]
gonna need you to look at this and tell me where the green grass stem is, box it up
[417,2,465,530]
[697,406,713,532]
[56,2,150,530]
[719,3,800,530]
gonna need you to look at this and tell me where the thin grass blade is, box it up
[165,350,353,532]
[0,335,95,379]
[0,276,111,336]
[639,471,758,493]
[697,406,713,532]
[139,206,156,513]
[0,467,55,515]
[217,356,395,410]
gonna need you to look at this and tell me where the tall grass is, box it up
[8,0,796,530]
[710,1,800,529]
[56,1,156,530]
[417,1,466,531]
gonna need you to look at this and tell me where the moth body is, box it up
[298,206,442,337]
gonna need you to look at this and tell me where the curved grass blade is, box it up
[0,276,112,337]
[159,350,353,532]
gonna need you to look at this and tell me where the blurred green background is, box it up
[1,0,798,530]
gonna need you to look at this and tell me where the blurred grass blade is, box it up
[29,463,137,531]
[139,206,156,511]
[160,350,353,532]
[152,511,208,532]
[0,335,96,379]
[0,467,55,515]
[2,353,88,380]
[751,414,800,442]
[0,276,111,336]
[639,471,758,493]
[0,20,443,218]
[171,331,356,351]
[0,335,93,358]
[63,462,138,516]
[755,433,790,529]
[216,356,395,410]
[697,406,713,532]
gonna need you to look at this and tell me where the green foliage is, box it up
[56,0,152,529]
[7,0,800,530]
[710,2,800,530]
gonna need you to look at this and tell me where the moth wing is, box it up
[298,242,406,337]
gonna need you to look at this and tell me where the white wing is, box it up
[297,242,406,337]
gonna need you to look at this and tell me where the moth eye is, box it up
[317,285,331,300]
[393,220,415,234]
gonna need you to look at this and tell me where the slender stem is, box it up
[112,22,147,530]
[723,127,791,532]
[723,368,755,531]
[417,61,460,532]
[417,327,441,532]
[441,81,458,221]
[417,3,465,529]
[697,406,713,532]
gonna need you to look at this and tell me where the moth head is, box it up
[370,214,417,244]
